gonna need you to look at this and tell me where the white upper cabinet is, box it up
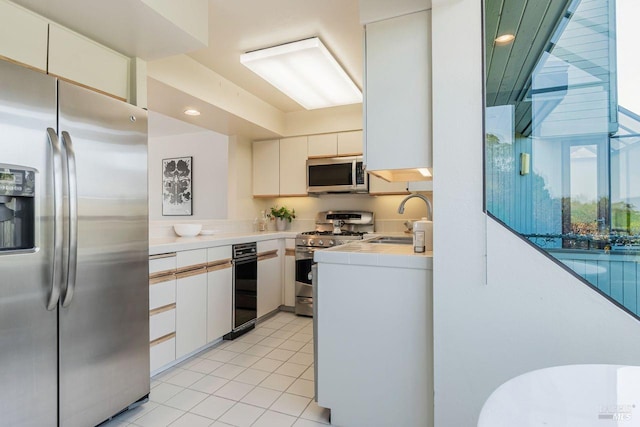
[0,1,48,72]
[308,131,363,158]
[337,131,363,156]
[308,134,338,158]
[0,1,132,101]
[253,137,307,197]
[48,24,130,100]
[364,10,432,180]
[279,136,308,196]
[253,139,280,197]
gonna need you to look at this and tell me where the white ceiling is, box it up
[187,0,363,113]
[11,0,364,132]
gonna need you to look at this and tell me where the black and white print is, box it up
[162,157,192,216]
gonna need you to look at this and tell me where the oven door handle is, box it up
[296,248,315,258]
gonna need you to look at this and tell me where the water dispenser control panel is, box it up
[0,165,35,252]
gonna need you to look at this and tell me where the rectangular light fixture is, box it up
[240,37,362,110]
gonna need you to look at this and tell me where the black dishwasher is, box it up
[224,242,257,340]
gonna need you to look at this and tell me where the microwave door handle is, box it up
[352,159,357,189]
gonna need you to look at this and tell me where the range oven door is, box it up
[295,247,315,316]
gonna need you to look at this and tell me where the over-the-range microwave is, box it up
[307,156,368,194]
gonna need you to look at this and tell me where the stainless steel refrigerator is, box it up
[0,59,150,426]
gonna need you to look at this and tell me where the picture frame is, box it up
[162,156,193,216]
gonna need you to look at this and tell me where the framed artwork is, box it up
[162,156,192,216]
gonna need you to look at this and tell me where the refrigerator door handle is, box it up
[46,127,63,311]
[60,131,78,308]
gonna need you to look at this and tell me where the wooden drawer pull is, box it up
[207,258,232,268]
[149,273,175,285]
[149,269,177,280]
[149,303,176,316]
[176,266,208,279]
[285,248,296,257]
[150,332,176,347]
[149,252,176,260]
[207,261,232,273]
[175,263,208,276]
[257,250,278,261]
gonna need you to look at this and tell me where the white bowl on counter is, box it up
[173,223,202,237]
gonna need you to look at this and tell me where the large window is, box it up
[485,0,640,315]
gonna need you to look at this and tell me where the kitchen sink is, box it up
[368,236,413,245]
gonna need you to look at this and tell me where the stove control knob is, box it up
[309,240,315,246]
[318,240,324,246]
[329,240,335,246]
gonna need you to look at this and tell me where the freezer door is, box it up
[0,60,58,426]
[58,81,149,427]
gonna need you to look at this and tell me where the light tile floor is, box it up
[101,312,330,427]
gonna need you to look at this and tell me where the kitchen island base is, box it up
[316,261,433,427]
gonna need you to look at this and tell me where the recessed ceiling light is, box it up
[184,109,201,116]
[240,37,362,110]
[495,34,515,45]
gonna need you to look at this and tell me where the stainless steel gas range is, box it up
[294,210,374,316]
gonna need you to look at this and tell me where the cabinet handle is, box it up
[207,260,232,272]
[149,273,176,285]
[150,332,176,347]
[149,253,176,260]
[149,303,176,316]
[257,250,278,261]
[175,266,208,279]
[175,263,208,275]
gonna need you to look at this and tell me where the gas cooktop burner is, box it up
[300,230,365,237]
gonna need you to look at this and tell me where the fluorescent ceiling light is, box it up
[418,168,432,177]
[240,37,362,110]
[184,109,201,116]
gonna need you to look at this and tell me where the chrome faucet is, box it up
[397,193,432,220]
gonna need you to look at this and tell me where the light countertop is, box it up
[315,235,433,270]
[149,231,298,255]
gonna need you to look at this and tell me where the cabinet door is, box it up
[368,173,409,195]
[207,264,233,342]
[0,1,48,71]
[175,269,207,358]
[257,249,282,318]
[337,131,363,156]
[279,136,308,196]
[253,139,280,197]
[284,240,296,307]
[365,10,431,172]
[48,24,130,100]
[308,133,338,158]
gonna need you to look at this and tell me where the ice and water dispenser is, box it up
[0,165,35,252]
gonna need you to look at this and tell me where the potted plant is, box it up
[269,205,296,231]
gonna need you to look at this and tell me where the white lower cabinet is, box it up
[206,246,233,342]
[284,239,296,307]
[150,308,176,342]
[150,336,176,372]
[257,240,283,318]
[175,268,207,359]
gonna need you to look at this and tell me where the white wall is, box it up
[227,134,260,219]
[252,194,430,231]
[431,1,640,426]
[148,112,228,221]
